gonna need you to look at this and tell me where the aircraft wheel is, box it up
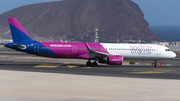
[92,62,98,67]
[155,64,159,67]
[86,61,92,66]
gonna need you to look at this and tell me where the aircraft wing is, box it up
[84,41,111,59]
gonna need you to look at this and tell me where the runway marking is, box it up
[33,62,69,68]
[34,64,59,68]
[126,69,177,74]
[81,67,91,68]
[133,69,137,71]
[67,65,91,68]
[125,71,166,74]
[67,65,79,68]
[153,69,177,72]
[63,62,70,64]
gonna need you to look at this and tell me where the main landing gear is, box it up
[86,60,98,66]
[86,60,92,66]
[154,60,159,67]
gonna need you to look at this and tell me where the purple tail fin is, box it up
[8,18,34,43]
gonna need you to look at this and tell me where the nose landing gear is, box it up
[154,60,159,67]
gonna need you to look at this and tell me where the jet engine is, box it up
[99,55,123,65]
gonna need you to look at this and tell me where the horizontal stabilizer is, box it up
[12,44,26,49]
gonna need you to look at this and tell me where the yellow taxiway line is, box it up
[34,64,59,68]
[67,65,91,68]
[126,69,177,74]
[125,71,166,74]
[153,69,177,72]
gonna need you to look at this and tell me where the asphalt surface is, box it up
[0,59,180,80]
[0,52,32,55]
[1,52,180,101]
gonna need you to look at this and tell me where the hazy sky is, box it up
[0,0,180,26]
[132,0,180,26]
[0,0,60,14]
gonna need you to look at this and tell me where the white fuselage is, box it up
[101,43,176,60]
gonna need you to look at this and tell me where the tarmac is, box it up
[0,52,180,101]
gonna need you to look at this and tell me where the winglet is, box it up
[59,39,63,43]
[84,41,92,51]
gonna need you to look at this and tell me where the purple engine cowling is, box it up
[99,55,123,65]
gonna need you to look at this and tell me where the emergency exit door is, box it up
[34,43,39,52]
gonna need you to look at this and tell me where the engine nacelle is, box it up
[99,55,123,65]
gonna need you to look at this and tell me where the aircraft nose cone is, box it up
[173,52,176,58]
[172,52,176,58]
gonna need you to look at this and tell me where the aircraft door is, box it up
[72,45,77,53]
[156,46,161,55]
[34,43,39,52]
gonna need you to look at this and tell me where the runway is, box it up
[1,59,180,80]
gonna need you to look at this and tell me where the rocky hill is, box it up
[0,0,160,42]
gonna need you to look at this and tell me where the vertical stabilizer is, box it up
[8,18,34,43]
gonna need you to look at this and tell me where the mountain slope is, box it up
[0,0,160,42]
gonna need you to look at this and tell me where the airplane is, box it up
[5,18,176,67]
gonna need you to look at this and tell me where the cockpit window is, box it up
[165,49,170,51]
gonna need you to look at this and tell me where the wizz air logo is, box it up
[130,46,152,55]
